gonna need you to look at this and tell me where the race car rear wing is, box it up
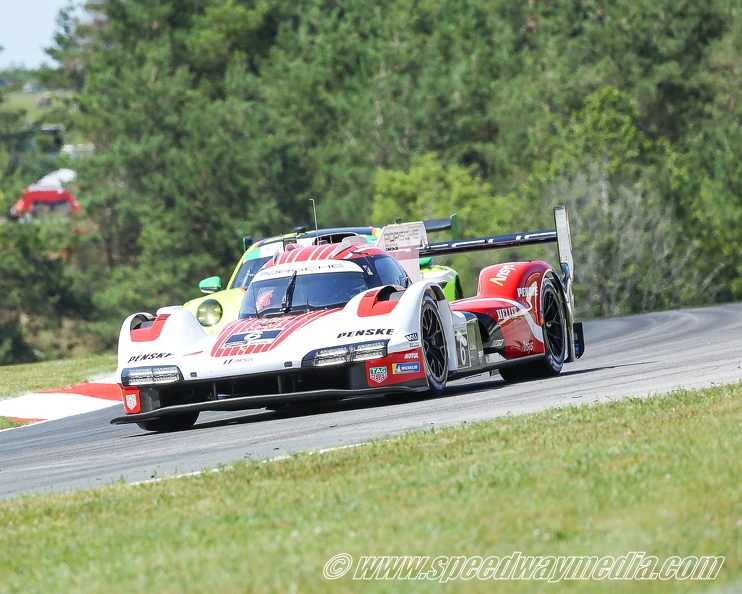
[379,206,582,361]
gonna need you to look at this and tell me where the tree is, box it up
[528,87,715,317]
[24,0,742,356]
[372,153,517,294]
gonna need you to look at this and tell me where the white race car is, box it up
[112,206,584,432]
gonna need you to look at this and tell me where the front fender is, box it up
[116,309,208,376]
[353,281,458,374]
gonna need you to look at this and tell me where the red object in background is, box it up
[10,168,81,219]
[11,188,82,217]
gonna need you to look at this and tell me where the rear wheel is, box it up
[421,294,448,396]
[137,412,200,432]
[499,278,567,382]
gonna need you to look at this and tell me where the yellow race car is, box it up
[183,226,382,336]
[183,217,460,334]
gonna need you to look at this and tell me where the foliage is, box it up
[372,153,518,293]
[526,87,714,317]
[0,223,86,364]
[0,70,77,348]
[3,0,742,361]
[372,152,515,235]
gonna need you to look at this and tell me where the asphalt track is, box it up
[2,303,741,500]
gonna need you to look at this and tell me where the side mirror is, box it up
[199,276,222,294]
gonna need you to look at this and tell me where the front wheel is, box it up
[421,293,448,396]
[499,277,567,382]
[137,411,200,433]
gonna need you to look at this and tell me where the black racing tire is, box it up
[137,412,200,433]
[421,293,448,396]
[499,277,567,382]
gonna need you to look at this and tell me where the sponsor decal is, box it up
[223,357,254,365]
[125,392,138,411]
[338,328,394,339]
[392,362,421,374]
[380,227,424,251]
[122,386,141,413]
[405,332,421,348]
[255,290,274,311]
[369,366,388,383]
[224,330,281,347]
[495,298,545,343]
[127,352,173,363]
[489,264,517,287]
[403,352,419,359]
[261,262,345,275]
[518,280,539,311]
[496,306,520,322]
[522,341,535,353]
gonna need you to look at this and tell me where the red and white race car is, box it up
[112,206,584,432]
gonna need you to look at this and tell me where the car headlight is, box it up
[302,341,388,367]
[122,365,182,386]
[196,299,223,326]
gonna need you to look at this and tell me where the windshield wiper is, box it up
[281,270,298,312]
[262,270,298,318]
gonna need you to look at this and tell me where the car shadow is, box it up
[125,360,653,435]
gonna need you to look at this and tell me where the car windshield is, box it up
[240,271,369,318]
[232,256,272,289]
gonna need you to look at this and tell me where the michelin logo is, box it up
[392,362,421,374]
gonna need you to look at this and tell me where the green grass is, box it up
[3,91,55,123]
[0,417,27,430]
[0,354,117,400]
[0,354,116,428]
[0,384,739,593]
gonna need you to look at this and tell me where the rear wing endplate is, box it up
[423,214,458,239]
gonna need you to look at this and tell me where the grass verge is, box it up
[0,354,116,430]
[0,355,116,428]
[0,384,740,593]
[0,417,27,430]
[0,354,117,400]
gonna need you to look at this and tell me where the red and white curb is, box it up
[0,376,121,423]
